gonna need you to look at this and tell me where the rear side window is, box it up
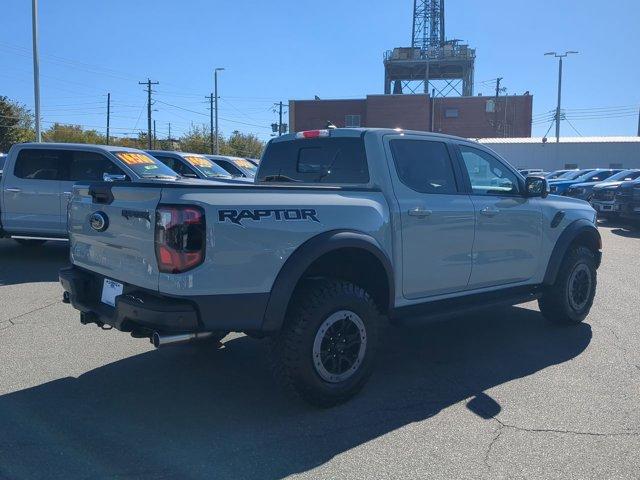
[390,140,458,194]
[14,149,67,180]
[68,151,126,181]
[258,137,369,184]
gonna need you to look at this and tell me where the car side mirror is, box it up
[526,176,549,198]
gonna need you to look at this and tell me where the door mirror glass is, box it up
[526,176,548,198]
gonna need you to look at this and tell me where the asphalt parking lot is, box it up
[1,222,639,480]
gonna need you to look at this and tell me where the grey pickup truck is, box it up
[0,143,180,245]
[60,128,602,407]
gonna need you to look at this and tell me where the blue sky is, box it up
[2,0,639,140]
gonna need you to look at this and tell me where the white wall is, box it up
[480,141,640,171]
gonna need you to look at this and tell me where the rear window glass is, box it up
[390,139,458,194]
[113,151,179,179]
[258,137,369,184]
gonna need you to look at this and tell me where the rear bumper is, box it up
[59,266,269,334]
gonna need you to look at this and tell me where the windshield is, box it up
[606,170,640,182]
[232,158,258,175]
[114,151,179,179]
[558,170,591,180]
[577,170,617,183]
[183,155,232,179]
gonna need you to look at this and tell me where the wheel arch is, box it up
[543,218,602,286]
[261,230,394,332]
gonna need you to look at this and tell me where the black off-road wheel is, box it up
[268,279,381,408]
[539,246,597,324]
[14,239,47,247]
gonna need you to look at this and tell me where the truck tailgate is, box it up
[68,184,161,291]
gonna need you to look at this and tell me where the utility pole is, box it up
[153,120,156,149]
[545,51,578,143]
[278,101,284,136]
[167,122,171,142]
[206,93,214,154]
[106,93,111,145]
[214,68,225,154]
[637,107,640,137]
[430,88,436,132]
[31,0,41,142]
[139,78,159,149]
[494,77,503,134]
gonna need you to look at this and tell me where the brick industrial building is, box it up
[289,94,533,139]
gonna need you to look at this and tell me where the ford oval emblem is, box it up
[90,211,109,232]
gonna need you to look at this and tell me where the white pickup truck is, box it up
[60,128,601,406]
[0,143,180,245]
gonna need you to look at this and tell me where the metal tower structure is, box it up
[384,0,475,97]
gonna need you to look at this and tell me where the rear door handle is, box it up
[5,188,21,193]
[480,206,500,217]
[408,207,433,218]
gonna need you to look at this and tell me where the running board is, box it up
[391,287,542,322]
[11,235,68,242]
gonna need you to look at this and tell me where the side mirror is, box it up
[526,176,549,198]
[103,173,128,182]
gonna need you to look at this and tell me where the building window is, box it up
[565,163,578,169]
[610,163,623,169]
[444,108,459,118]
[345,114,361,127]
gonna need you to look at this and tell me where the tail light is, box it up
[155,205,205,273]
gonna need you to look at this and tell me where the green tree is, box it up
[0,96,34,152]
[42,123,106,144]
[220,130,264,158]
[178,124,221,154]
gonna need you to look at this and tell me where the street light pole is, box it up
[545,51,578,143]
[31,0,41,142]
[214,68,225,154]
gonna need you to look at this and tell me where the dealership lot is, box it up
[0,223,638,480]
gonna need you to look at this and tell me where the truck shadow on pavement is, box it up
[0,240,69,286]
[0,307,591,480]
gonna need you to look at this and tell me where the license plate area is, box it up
[101,278,124,307]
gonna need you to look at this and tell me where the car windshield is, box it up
[558,170,591,180]
[182,155,232,179]
[606,170,640,182]
[577,170,617,183]
[232,158,258,175]
[113,151,179,179]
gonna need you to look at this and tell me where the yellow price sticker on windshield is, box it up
[234,158,254,169]
[185,156,214,168]
[116,152,156,166]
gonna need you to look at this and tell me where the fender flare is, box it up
[543,218,602,286]
[260,229,394,332]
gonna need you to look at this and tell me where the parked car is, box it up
[59,128,601,407]
[613,178,640,221]
[548,169,611,195]
[590,170,640,216]
[0,143,180,245]
[146,150,239,181]
[564,169,628,201]
[207,155,258,179]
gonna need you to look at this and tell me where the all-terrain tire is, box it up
[538,246,597,324]
[268,279,381,408]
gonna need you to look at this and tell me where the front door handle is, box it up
[480,206,500,217]
[5,188,21,193]
[63,191,72,195]
[408,207,433,218]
